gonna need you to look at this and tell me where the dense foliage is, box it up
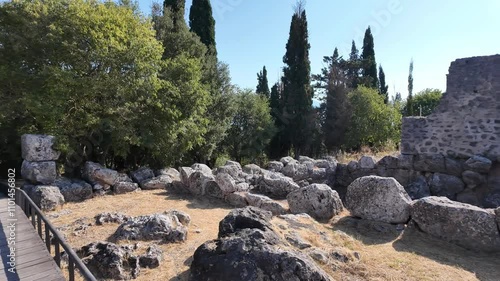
[402,88,443,116]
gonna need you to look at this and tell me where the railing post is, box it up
[45,224,51,253]
[69,256,75,281]
[37,214,42,238]
[54,240,61,267]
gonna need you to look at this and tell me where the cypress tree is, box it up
[379,65,389,104]
[347,40,360,89]
[256,66,270,99]
[282,2,313,157]
[407,59,414,116]
[163,0,186,30]
[189,0,216,54]
[361,26,378,89]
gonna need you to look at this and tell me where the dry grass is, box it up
[336,146,400,164]
[47,191,500,281]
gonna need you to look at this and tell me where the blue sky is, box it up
[137,0,500,100]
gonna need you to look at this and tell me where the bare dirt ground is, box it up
[47,189,500,281]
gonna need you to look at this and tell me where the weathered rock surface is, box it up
[495,208,500,230]
[462,170,486,188]
[187,170,214,196]
[113,212,189,243]
[95,212,131,225]
[77,242,140,280]
[113,182,139,194]
[429,173,465,199]
[359,156,376,169]
[191,163,212,175]
[54,177,92,202]
[155,168,180,180]
[397,154,413,169]
[190,207,332,281]
[225,192,249,207]
[255,172,300,199]
[287,184,343,221]
[377,156,399,169]
[280,156,298,166]
[405,176,430,200]
[21,134,60,161]
[138,245,163,269]
[245,193,287,215]
[464,155,492,173]
[130,167,155,185]
[243,164,264,175]
[30,185,65,211]
[411,197,500,252]
[346,176,412,223]
[179,167,194,187]
[141,175,172,190]
[267,161,284,172]
[215,173,237,195]
[282,162,309,181]
[83,161,118,186]
[21,160,57,185]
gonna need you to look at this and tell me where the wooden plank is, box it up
[0,196,65,281]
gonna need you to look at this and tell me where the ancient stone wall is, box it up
[401,55,500,160]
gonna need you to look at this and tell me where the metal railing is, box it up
[14,188,97,281]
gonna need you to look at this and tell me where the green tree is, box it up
[345,86,402,149]
[256,66,270,98]
[225,89,276,164]
[361,26,378,89]
[347,40,361,89]
[189,0,216,53]
[315,48,351,152]
[403,88,442,116]
[379,65,389,104]
[407,59,414,116]
[0,0,209,172]
[163,0,186,30]
[281,2,314,158]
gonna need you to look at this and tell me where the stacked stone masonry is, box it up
[401,55,500,160]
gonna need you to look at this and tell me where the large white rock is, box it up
[359,156,376,169]
[191,163,212,175]
[255,172,300,199]
[411,197,500,252]
[215,173,237,195]
[188,170,214,196]
[31,185,65,211]
[287,184,343,221]
[21,134,60,161]
[179,167,194,187]
[346,176,412,223]
[21,160,57,184]
[82,161,118,186]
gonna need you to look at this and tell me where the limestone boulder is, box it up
[243,164,264,175]
[411,197,500,252]
[255,172,300,199]
[179,167,194,187]
[346,176,412,224]
[77,242,140,280]
[21,160,57,185]
[82,161,118,186]
[215,173,237,195]
[190,207,332,281]
[113,212,189,243]
[376,155,399,169]
[495,208,500,230]
[225,192,249,208]
[31,185,65,211]
[429,173,465,199]
[464,155,492,173]
[95,212,131,225]
[359,156,376,169]
[188,170,215,196]
[155,168,181,181]
[405,176,430,200]
[462,170,486,188]
[287,184,343,221]
[191,163,213,175]
[130,167,155,184]
[113,182,139,194]
[281,162,309,181]
[245,193,287,215]
[141,175,172,190]
[54,177,92,202]
[21,134,60,161]
[139,245,163,269]
[267,161,284,172]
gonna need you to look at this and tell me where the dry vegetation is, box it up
[335,146,400,164]
[47,190,500,281]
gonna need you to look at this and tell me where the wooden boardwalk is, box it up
[0,193,65,281]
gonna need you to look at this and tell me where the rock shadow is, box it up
[168,269,190,281]
[393,225,500,281]
[331,216,403,245]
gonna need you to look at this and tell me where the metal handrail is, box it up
[14,188,97,281]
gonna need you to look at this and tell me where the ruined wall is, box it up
[401,55,500,161]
